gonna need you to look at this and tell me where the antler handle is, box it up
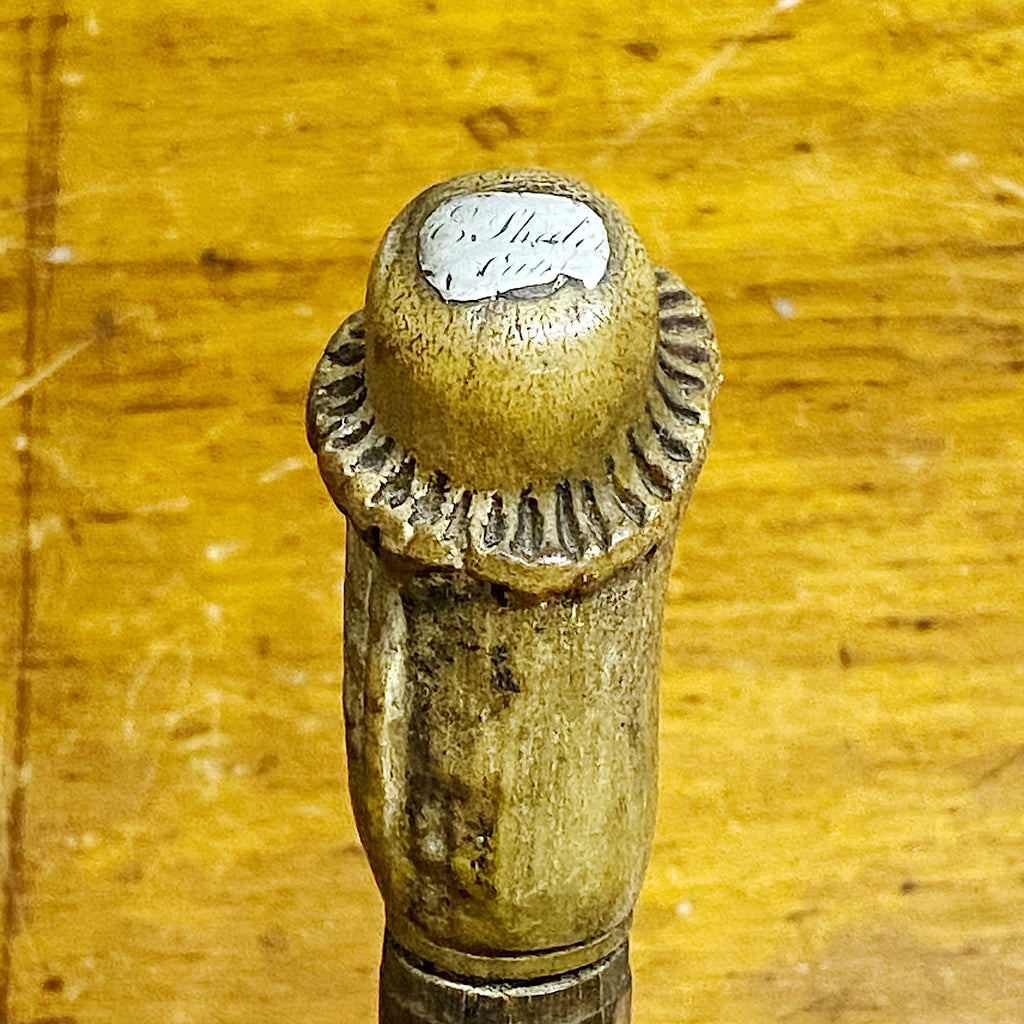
[307,169,720,1023]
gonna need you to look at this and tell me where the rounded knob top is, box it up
[365,168,657,493]
[308,169,721,594]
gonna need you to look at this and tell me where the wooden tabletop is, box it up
[2,1,1023,1021]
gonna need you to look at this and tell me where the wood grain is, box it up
[2,1,1023,1022]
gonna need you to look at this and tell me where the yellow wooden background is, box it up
[2,1,1023,1021]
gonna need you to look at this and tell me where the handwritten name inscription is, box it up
[419,191,610,302]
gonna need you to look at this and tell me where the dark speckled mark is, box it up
[647,404,693,462]
[490,644,520,693]
[657,288,693,308]
[627,429,673,501]
[402,766,499,902]
[402,572,472,624]
[374,456,416,508]
[510,490,543,559]
[555,480,584,559]
[483,494,506,548]
[355,436,394,471]
[605,456,646,526]
[348,324,366,339]
[399,581,500,901]
[654,268,670,285]
[580,480,611,550]
[410,471,449,526]
[443,490,472,544]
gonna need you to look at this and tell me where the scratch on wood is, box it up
[596,1,801,165]
[0,335,94,411]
